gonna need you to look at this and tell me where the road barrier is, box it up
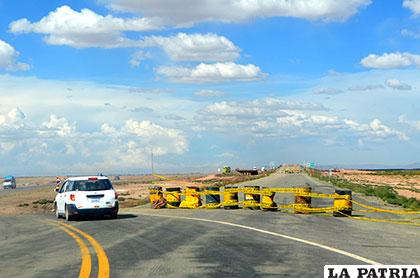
[205,186,220,209]
[180,187,201,208]
[244,186,260,210]
[294,186,311,214]
[149,186,163,205]
[261,187,277,211]
[148,186,420,226]
[223,186,239,209]
[333,190,352,217]
[165,187,181,208]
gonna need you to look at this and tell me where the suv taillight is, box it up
[70,194,75,201]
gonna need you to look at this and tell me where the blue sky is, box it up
[1,0,420,175]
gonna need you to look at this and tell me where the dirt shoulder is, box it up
[332,169,420,200]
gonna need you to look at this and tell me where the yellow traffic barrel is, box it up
[261,187,277,211]
[333,190,352,217]
[243,186,260,210]
[294,186,312,214]
[205,186,220,208]
[165,187,181,208]
[180,186,202,208]
[149,186,163,207]
[223,186,239,209]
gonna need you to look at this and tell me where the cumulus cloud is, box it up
[386,79,412,90]
[195,98,331,136]
[344,119,408,141]
[194,89,226,97]
[156,62,264,83]
[9,5,162,48]
[123,119,188,154]
[196,97,407,141]
[360,52,420,69]
[105,0,371,24]
[42,115,76,137]
[0,108,26,129]
[141,33,240,62]
[101,123,117,134]
[403,0,420,16]
[0,105,189,173]
[0,40,30,71]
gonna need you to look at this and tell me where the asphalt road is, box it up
[0,173,419,277]
[0,184,52,196]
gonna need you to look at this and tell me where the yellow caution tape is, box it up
[350,199,420,215]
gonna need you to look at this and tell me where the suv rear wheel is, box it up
[65,205,73,221]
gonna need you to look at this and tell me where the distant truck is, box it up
[3,176,16,189]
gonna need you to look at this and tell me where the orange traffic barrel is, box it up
[223,186,239,209]
[165,187,181,208]
[294,186,311,214]
[244,186,260,210]
[333,190,352,217]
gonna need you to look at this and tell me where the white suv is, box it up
[55,176,118,221]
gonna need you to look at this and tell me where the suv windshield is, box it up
[73,180,112,191]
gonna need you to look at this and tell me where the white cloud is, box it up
[401,28,420,39]
[42,114,75,137]
[360,52,420,69]
[386,79,412,90]
[123,119,188,154]
[156,62,264,83]
[105,0,371,24]
[9,5,162,48]
[347,84,384,91]
[313,87,343,95]
[403,0,420,16]
[196,97,407,141]
[0,108,26,129]
[129,50,151,67]
[101,123,117,134]
[195,89,226,97]
[399,114,420,131]
[141,33,240,62]
[0,40,30,71]
[344,118,408,141]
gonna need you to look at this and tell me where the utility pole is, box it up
[151,150,154,175]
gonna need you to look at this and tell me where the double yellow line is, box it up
[46,220,110,278]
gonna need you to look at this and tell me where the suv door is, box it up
[57,181,68,213]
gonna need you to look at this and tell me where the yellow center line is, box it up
[45,222,91,278]
[58,222,110,278]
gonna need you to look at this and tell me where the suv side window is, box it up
[66,181,74,192]
[60,181,67,193]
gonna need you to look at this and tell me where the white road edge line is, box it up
[136,212,381,265]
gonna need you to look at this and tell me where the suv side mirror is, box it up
[55,187,60,193]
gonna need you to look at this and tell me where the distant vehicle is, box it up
[222,165,231,174]
[3,176,16,189]
[54,176,118,221]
